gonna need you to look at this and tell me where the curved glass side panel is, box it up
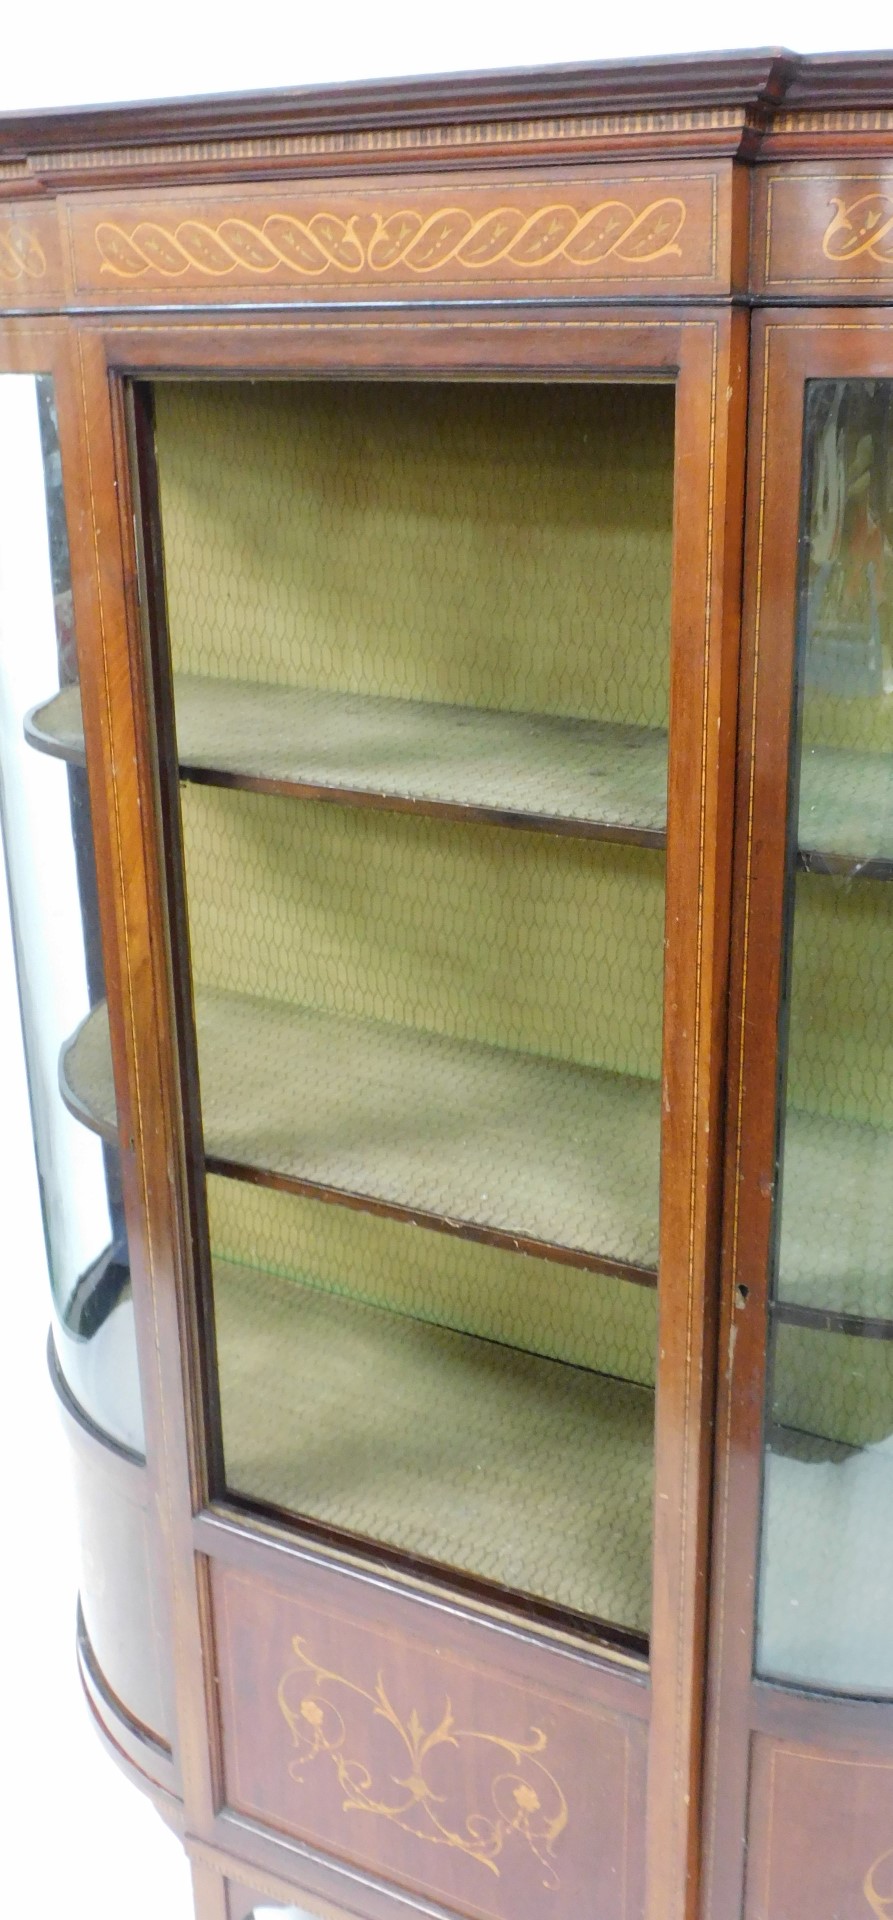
[0,373,143,1454]
[757,379,893,1694]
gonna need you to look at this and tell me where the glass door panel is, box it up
[0,372,143,1454]
[40,375,674,1642]
[758,378,893,1694]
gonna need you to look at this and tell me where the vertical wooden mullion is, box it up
[645,307,749,1920]
[125,376,225,1501]
[698,310,786,1920]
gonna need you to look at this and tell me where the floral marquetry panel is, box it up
[212,1563,648,1920]
[60,163,730,304]
[754,163,893,296]
[0,203,63,306]
[744,1737,893,1920]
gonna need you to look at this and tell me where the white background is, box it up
[1,5,889,1918]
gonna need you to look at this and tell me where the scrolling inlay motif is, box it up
[823,194,893,266]
[865,1850,893,1919]
[0,225,47,282]
[94,199,687,280]
[277,1635,569,1886]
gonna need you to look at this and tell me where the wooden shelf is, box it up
[61,989,893,1315]
[776,1104,893,1329]
[773,1301,893,1340]
[798,744,893,877]
[25,686,88,764]
[213,1257,655,1634]
[28,677,668,842]
[61,990,662,1281]
[29,679,893,871]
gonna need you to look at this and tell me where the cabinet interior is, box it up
[151,375,675,1640]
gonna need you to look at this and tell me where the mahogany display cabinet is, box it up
[1,49,891,1920]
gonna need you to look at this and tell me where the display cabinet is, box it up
[1,50,891,1920]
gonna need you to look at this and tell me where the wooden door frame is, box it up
[25,304,746,1920]
[702,309,893,1920]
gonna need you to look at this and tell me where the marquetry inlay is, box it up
[60,170,721,302]
[746,1739,893,1920]
[757,167,893,291]
[865,1850,893,1920]
[278,1634,569,1887]
[214,1564,647,1920]
[823,192,893,264]
[771,108,893,134]
[93,197,688,281]
[25,105,745,177]
[0,222,46,282]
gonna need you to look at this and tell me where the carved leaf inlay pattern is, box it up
[823,194,893,266]
[94,199,687,280]
[0,226,47,282]
[865,1849,893,1919]
[277,1635,569,1887]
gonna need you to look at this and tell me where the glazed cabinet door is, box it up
[704,313,893,1920]
[67,309,744,1920]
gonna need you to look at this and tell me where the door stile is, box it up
[700,307,785,1920]
[69,323,221,1830]
[645,305,749,1920]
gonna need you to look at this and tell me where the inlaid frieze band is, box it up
[757,168,893,292]
[822,194,893,265]
[94,199,687,281]
[63,170,722,302]
[0,205,60,306]
[0,223,47,282]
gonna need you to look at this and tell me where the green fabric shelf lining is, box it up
[60,987,893,1314]
[213,1256,655,1635]
[61,989,663,1277]
[28,676,893,865]
[27,675,668,840]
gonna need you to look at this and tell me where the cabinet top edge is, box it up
[0,51,805,156]
[6,51,893,190]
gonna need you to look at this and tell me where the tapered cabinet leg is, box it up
[191,1857,230,1920]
